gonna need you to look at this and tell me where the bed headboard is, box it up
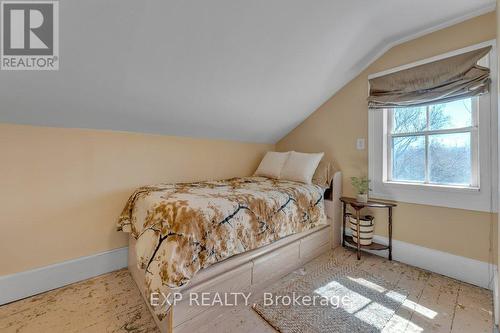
[324,171,342,247]
[324,180,334,200]
[324,170,342,203]
[320,161,338,201]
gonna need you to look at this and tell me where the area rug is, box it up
[253,260,409,333]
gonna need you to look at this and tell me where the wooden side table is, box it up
[340,197,397,260]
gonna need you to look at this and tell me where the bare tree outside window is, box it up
[389,98,475,186]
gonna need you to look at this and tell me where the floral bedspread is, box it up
[117,176,326,319]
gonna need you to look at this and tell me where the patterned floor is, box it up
[0,247,494,333]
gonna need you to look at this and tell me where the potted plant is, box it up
[351,176,370,203]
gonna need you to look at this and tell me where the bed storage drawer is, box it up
[173,262,253,327]
[252,241,300,285]
[299,227,331,262]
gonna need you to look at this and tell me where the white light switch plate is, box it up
[356,138,365,150]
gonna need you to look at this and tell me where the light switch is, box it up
[356,138,365,150]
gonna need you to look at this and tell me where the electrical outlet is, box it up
[356,138,365,150]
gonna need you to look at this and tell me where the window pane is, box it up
[392,107,426,134]
[429,133,471,185]
[429,99,472,130]
[392,136,425,182]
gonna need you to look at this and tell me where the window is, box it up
[387,98,478,188]
[368,42,497,212]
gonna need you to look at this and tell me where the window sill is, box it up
[382,181,480,193]
[370,180,492,212]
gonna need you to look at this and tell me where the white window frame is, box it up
[368,40,497,212]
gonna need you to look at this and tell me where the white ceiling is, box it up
[0,0,495,143]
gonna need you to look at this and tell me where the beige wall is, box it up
[277,12,497,263]
[0,124,273,275]
[1,13,496,276]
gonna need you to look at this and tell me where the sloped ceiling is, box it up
[0,0,495,143]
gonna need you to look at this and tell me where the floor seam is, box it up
[449,284,461,333]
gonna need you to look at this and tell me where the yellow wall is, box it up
[0,124,273,275]
[1,12,497,276]
[277,12,497,263]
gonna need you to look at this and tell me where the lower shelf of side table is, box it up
[344,236,389,251]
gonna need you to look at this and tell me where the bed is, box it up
[118,171,342,333]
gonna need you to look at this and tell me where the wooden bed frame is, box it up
[128,171,342,333]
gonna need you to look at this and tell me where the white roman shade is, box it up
[367,46,492,109]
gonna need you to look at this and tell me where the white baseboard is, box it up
[365,234,496,290]
[1,235,495,306]
[494,268,499,326]
[0,247,128,305]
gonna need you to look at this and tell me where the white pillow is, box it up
[254,151,290,179]
[280,151,324,184]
